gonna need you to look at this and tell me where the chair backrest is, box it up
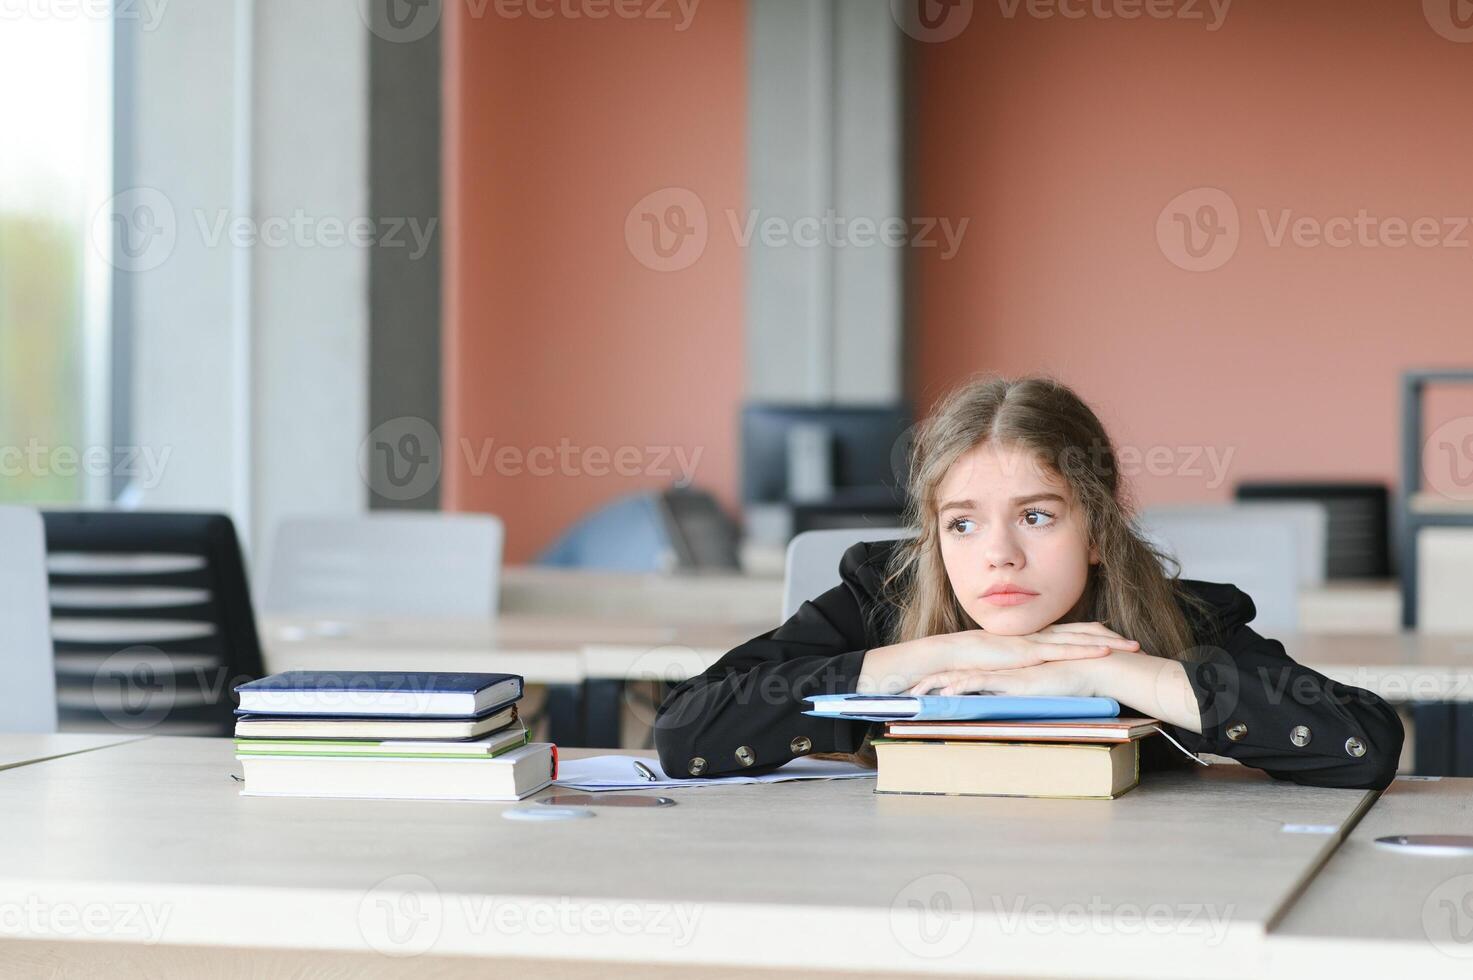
[1137,503,1327,632]
[536,493,672,572]
[782,527,914,621]
[264,513,504,618]
[656,487,742,571]
[42,510,264,735]
[1235,481,1389,579]
[0,507,58,734]
[1417,527,1473,633]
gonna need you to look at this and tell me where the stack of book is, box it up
[805,694,1160,800]
[233,671,557,802]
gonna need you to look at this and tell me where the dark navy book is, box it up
[234,671,523,718]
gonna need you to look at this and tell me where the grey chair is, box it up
[1137,502,1328,632]
[263,513,505,618]
[782,527,914,621]
[0,507,58,734]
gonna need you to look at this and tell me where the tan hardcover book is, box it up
[883,716,1159,743]
[872,738,1140,800]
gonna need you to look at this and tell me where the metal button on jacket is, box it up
[735,745,756,767]
[1225,722,1248,742]
[687,757,707,776]
[790,736,812,755]
[1344,737,1367,758]
[1290,725,1312,747]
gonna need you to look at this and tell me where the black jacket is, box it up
[655,539,1404,790]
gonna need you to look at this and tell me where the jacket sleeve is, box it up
[1162,597,1404,790]
[653,543,886,779]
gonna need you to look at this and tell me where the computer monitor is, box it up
[741,404,912,507]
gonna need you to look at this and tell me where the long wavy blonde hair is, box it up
[880,374,1211,658]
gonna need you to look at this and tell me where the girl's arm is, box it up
[653,541,1127,780]
[910,628,1404,790]
[653,542,888,779]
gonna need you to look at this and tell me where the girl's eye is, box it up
[1022,508,1056,528]
[945,516,975,535]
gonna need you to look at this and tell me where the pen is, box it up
[632,760,658,782]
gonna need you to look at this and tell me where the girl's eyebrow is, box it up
[938,492,1067,513]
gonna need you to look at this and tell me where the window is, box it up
[0,11,113,504]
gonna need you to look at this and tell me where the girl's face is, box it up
[935,441,1098,636]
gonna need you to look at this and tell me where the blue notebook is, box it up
[234,671,523,718]
[803,694,1120,723]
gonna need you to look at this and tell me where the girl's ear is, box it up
[1088,542,1101,565]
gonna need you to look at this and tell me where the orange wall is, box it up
[443,1,747,561]
[909,1,1473,506]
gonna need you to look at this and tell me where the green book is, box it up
[235,724,530,760]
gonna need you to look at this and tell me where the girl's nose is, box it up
[983,528,1024,569]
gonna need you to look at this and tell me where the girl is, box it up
[655,375,1403,790]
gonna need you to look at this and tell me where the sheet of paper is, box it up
[553,754,876,791]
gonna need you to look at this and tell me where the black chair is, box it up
[1235,482,1391,579]
[42,511,265,735]
[657,486,742,571]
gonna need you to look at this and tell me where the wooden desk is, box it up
[499,566,782,624]
[262,614,765,683]
[261,615,767,748]
[1285,632,1473,704]
[1267,776,1473,978]
[0,737,1376,979]
[0,733,144,772]
[1297,580,1400,633]
[262,617,1473,762]
[1287,632,1473,774]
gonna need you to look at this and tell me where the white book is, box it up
[237,742,556,802]
[235,723,530,758]
[234,706,518,741]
